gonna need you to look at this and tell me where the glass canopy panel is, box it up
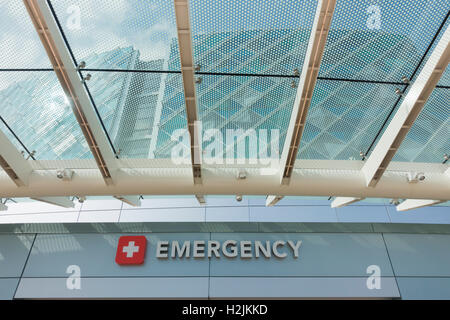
[0,0,51,68]
[83,70,187,159]
[413,16,450,87]
[49,0,181,71]
[297,80,403,160]
[189,0,318,75]
[197,75,295,163]
[0,117,30,155]
[0,71,92,160]
[394,88,449,163]
[438,65,450,87]
[319,0,449,82]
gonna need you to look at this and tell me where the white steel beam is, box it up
[1,167,449,200]
[266,195,284,207]
[174,0,202,184]
[280,0,336,184]
[0,130,33,187]
[396,199,445,212]
[331,197,364,208]
[362,24,450,187]
[31,196,75,208]
[114,195,141,207]
[24,0,118,185]
[22,158,445,173]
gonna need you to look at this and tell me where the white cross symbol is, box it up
[122,241,140,258]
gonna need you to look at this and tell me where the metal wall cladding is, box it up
[0,234,35,277]
[21,232,394,278]
[22,233,210,278]
[209,233,394,277]
[5,231,450,299]
[383,233,450,277]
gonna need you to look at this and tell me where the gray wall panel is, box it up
[0,278,20,300]
[205,197,250,207]
[119,208,206,222]
[4,201,82,214]
[210,233,394,277]
[77,210,121,223]
[248,198,329,206]
[387,206,450,224]
[249,206,338,222]
[80,199,122,211]
[122,198,202,210]
[210,277,399,298]
[384,234,450,276]
[0,212,79,224]
[23,233,210,277]
[1,198,448,225]
[0,234,34,277]
[336,206,390,223]
[4,229,450,299]
[396,277,450,300]
[15,277,209,299]
[206,207,249,222]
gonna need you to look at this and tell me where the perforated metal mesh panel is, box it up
[412,14,449,86]
[394,88,449,163]
[152,73,190,159]
[49,0,181,71]
[0,117,28,155]
[439,67,450,87]
[319,0,449,82]
[0,71,92,159]
[0,0,51,68]
[196,74,295,160]
[189,0,318,75]
[297,80,403,160]
[0,0,447,168]
[84,67,186,159]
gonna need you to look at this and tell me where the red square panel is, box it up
[115,236,147,265]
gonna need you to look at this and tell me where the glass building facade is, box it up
[2,29,447,162]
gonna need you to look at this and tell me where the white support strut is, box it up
[362,24,450,187]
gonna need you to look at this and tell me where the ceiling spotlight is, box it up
[401,76,410,84]
[236,195,243,202]
[194,64,201,71]
[26,150,36,160]
[293,68,300,77]
[82,74,91,83]
[237,171,247,180]
[444,154,449,163]
[395,88,403,96]
[77,196,86,203]
[406,172,425,183]
[290,80,297,88]
[389,199,401,206]
[56,169,74,181]
[76,61,86,71]
[195,77,202,84]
